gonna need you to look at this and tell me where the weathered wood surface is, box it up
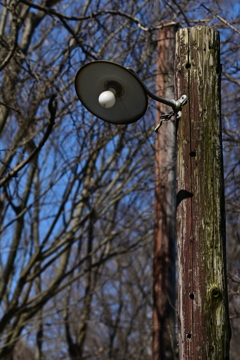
[175,26,231,359]
[153,23,178,360]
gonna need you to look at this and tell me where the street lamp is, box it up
[75,60,187,124]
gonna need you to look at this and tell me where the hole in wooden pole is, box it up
[187,334,192,339]
[190,151,196,157]
[189,293,194,300]
[185,63,191,69]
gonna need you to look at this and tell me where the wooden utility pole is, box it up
[175,26,231,359]
[153,23,178,360]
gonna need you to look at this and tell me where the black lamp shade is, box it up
[75,61,148,124]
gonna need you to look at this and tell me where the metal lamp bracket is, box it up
[127,68,187,127]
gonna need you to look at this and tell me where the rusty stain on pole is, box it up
[175,26,231,359]
[153,23,178,360]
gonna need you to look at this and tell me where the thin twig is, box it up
[201,4,240,35]
[0,102,20,114]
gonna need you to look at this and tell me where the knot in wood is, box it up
[210,285,221,298]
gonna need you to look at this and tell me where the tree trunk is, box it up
[175,26,231,359]
[153,23,178,360]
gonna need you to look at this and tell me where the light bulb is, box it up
[98,89,116,108]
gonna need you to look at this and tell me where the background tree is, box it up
[0,0,239,359]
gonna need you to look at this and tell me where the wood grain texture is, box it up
[175,26,231,360]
